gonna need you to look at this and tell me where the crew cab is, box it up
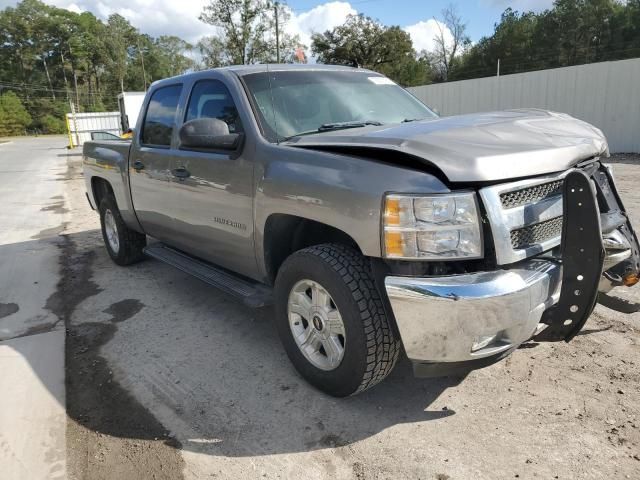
[83,65,640,397]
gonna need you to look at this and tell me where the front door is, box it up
[129,83,183,242]
[166,78,257,279]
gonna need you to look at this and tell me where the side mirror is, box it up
[179,118,242,151]
[431,107,440,116]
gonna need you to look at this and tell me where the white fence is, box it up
[66,111,121,147]
[408,58,640,153]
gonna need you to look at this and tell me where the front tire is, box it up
[99,195,146,266]
[274,244,400,397]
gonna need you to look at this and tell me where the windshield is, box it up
[242,70,438,142]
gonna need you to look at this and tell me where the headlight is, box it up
[383,192,483,260]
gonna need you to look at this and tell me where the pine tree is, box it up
[0,91,32,136]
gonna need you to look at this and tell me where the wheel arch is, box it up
[90,176,116,209]
[263,214,362,285]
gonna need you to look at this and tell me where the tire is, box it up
[274,243,400,397]
[99,195,146,266]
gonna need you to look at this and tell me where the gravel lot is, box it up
[14,138,640,479]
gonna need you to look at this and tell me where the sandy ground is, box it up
[4,137,640,479]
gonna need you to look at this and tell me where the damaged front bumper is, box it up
[385,259,562,376]
[384,163,640,377]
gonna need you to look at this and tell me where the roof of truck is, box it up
[149,64,379,89]
[222,64,371,75]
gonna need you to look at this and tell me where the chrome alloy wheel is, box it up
[104,209,120,254]
[287,279,346,371]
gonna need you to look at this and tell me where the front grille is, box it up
[510,216,563,250]
[479,171,567,264]
[500,180,564,209]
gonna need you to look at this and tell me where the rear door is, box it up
[129,84,183,241]
[165,76,257,278]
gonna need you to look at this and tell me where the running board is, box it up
[143,243,273,308]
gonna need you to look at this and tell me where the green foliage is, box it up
[0,0,195,135]
[454,0,640,80]
[40,114,66,134]
[198,0,303,67]
[0,91,32,135]
[311,14,428,86]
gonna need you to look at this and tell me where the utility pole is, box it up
[138,41,147,90]
[73,70,80,113]
[273,1,280,63]
[42,57,55,100]
[497,58,500,77]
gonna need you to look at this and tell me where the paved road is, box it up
[0,137,68,479]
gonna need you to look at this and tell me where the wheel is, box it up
[274,244,400,397]
[99,195,146,266]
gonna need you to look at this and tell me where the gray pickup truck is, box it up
[83,64,640,397]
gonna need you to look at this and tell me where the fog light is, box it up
[471,334,498,352]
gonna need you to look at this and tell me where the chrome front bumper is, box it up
[384,259,562,372]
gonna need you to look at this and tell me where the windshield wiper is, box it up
[280,120,384,142]
[402,117,428,123]
[318,120,384,131]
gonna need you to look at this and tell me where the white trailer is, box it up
[117,92,146,131]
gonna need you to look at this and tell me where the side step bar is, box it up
[143,243,273,308]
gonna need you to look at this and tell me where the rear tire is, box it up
[99,195,146,266]
[274,244,400,397]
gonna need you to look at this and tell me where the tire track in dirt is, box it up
[53,155,185,480]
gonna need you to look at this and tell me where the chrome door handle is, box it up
[172,167,190,179]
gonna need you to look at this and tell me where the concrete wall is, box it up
[408,58,640,153]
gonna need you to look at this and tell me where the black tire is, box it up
[274,243,400,397]
[99,195,146,266]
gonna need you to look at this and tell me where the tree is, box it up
[198,0,301,66]
[311,14,428,86]
[155,36,195,77]
[199,0,271,65]
[0,91,32,135]
[0,0,198,133]
[430,5,470,81]
[453,0,640,81]
[106,14,137,93]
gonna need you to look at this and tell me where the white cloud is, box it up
[36,0,357,55]
[285,1,356,49]
[46,0,213,44]
[3,0,447,58]
[404,19,453,54]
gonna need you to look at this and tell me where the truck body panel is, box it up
[284,109,608,183]
[82,65,640,386]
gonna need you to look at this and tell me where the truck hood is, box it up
[283,109,608,182]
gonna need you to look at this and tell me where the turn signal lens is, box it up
[623,272,639,287]
[384,198,400,226]
[384,231,403,257]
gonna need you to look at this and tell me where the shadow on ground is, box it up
[9,222,633,464]
[3,227,467,462]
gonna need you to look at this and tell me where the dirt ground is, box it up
[56,150,640,480]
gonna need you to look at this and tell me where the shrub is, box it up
[41,114,66,134]
[0,91,32,136]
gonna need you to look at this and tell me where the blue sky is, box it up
[286,0,553,40]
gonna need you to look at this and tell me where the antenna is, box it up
[266,64,280,144]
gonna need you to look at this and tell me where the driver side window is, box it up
[185,80,243,134]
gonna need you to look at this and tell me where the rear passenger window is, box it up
[185,80,242,133]
[142,85,182,147]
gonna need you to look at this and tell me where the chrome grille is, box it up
[500,180,564,209]
[479,170,569,265]
[510,216,563,250]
